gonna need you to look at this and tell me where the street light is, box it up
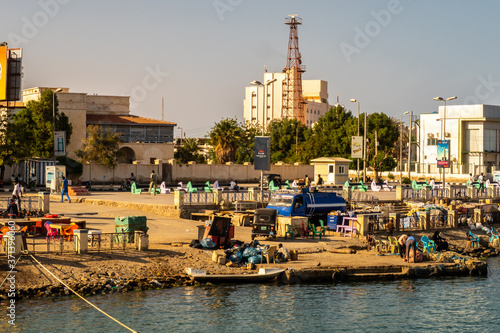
[400,111,410,184]
[350,99,360,180]
[433,96,457,190]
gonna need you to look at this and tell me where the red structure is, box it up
[282,15,305,124]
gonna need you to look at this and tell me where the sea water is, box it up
[4,258,500,333]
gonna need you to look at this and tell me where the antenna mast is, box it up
[282,14,305,124]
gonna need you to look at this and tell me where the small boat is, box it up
[185,267,285,284]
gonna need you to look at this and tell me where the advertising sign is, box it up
[0,46,7,101]
[254,136,271,171]
[437,140,450,168]
[351,136,363,158]
[7,48,22,101]
[54,131,66,156]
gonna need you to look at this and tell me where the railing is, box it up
[184,192,216,204]
[221,191,253,202]
[1,196,41,212]
[87,232,137,252]
[397,214,421,231]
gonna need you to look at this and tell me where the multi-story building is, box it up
[419,104,500,176]
[243,72,329,129]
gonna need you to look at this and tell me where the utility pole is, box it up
[408,111,413,182]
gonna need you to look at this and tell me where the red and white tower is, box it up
[282,14,305,124]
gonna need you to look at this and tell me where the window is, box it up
[339,166,345,174]
[485,129,496,151]
[427,138,438,146]
[328,165,334,173]
[465,129,480,151]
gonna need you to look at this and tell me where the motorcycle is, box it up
[121,178,133,191]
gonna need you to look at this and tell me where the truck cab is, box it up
[267,193,306,217]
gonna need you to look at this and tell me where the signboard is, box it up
[437,140,450,168]
[254,136,271,171]
[54,131,66,156]
[0,46,7,101]
[351,136,363,158]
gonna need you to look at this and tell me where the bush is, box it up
[402,177,411,184]
[387,173,395,179]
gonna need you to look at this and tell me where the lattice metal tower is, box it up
[282,14,305,123]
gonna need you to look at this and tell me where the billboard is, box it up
[0,46,7,101]
[351,136,363,158]
[437,140,450,168]
[254,136,271,171]
[7,48,22,101]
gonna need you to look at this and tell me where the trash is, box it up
[247,255,262,264]
[229,251,243,263]
[243,247,259,258]
[201,238,216,248]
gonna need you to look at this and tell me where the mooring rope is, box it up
[0,254,23,288]
[29,254,138,333]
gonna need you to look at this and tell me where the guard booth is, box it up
[45,165,66,193]
[310,157,352,185]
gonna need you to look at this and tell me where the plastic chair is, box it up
[371,180,381,192]
[269,180,280,192]
[0,226,11,244]
[160,181,170,194]
[468,231,480,248]
[64,223,80,241]
[44,222,59,241]
[319,220,327,235]
[490,227,499,246]
[284,180,292,189]
[261,246,277,264]
[301,223,310,238]
[388,236,400,253]
[204,181,213,193]
[308,222,322,240]
[420,235,436,253]
[131,182,142,194]
[186,181,198,193]
[284,224,294,240]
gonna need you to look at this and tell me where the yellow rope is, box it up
[29,254,138,333]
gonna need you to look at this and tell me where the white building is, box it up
[243,72,330,129]
[419,104,500,176]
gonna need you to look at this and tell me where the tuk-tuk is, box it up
[251,208,277,240]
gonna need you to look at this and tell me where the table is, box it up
[48,223,73,237]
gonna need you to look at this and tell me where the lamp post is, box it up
[251,78,277,202]
[52,88,63,167]
[400,111,410,184]
[363,111,368,183]
[408,110,413,182]
[433,96,457,189]
[177,127,183,145]
[350,99,360,180]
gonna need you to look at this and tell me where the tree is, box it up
[235,121,261,164]
[208,118,242,164]
[267,118,307,163]
[174,138,205,164]
[75,125,121,169]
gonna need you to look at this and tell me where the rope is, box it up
[0,253,23,288]
[29,254,138,333]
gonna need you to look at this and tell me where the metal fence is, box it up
[184,192,216,204]
[1,196,41,212]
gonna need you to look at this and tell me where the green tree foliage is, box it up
[174,138,205,164]
[366,113,400,178]
[75,125,121,169]
[235,121,261,164]
[267,118,307,163]
[296,105,356,163]
[208,118,242,164]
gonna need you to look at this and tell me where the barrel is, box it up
[290,250,298,261]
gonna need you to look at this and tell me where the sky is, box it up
[2,0,500,139]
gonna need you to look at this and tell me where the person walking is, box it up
[149,170,157,195]
[12,180,23,209]
[61,176,71,203]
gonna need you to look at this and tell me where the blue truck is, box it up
[266,188,346,219]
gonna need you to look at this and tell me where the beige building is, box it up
[310,157,352,185]
[243,72,330,129]
[22,87,176,164]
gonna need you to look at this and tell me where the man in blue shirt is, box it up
[61,176,71,203]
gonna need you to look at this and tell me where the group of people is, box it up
[303,174,323,187]
[397,231,449,263]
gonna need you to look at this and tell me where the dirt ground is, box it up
[0,194,485,297]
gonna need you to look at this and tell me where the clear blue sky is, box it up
[2,0,500,138]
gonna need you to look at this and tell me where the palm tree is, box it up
[209,118,242,164]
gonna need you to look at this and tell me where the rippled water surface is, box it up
[4,259,500,332]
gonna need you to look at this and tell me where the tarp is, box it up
[115,215,148,243]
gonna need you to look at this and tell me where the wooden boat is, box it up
[185,267,285,283]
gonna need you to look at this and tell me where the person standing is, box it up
[12,181,23,209]
[317,174,324,186]
[398,234,408,258]
[478,172,485,194]
[405,235,417,263]
[305,175,310,187]
[149,170,157,195]
[61,176,71,203]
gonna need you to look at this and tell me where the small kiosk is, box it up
[45,165,66,193]
[310,157,352,185]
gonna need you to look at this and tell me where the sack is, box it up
[201,238,216,249]
[243,247,259,258]
[409,250,424,263]
[247,255,262,264]
[229,251,243,263]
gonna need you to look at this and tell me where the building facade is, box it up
[419,104,500,176]
[243,72,330,129]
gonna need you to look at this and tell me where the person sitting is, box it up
[229,180,240,191]
[5,198,19,218]
[276,243,290,261]
[432,231,449,251]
